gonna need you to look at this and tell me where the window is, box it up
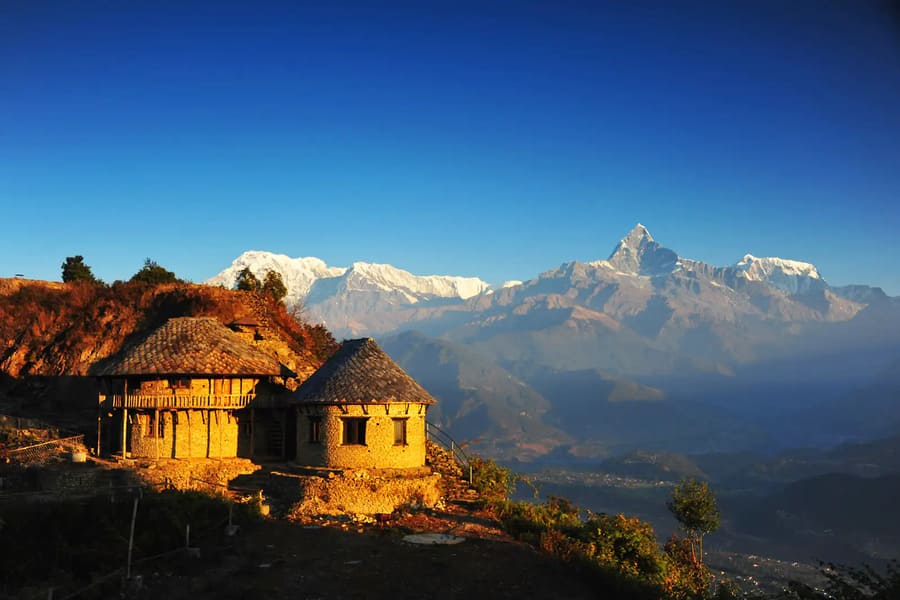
[308,416,322,443]
[393,418,408,446]
[342,418,367,445]
[146,413,165,438]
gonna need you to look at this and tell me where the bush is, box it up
[490,487,716,599]
[468,456,515,504]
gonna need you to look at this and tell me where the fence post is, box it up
[125,491,140,579]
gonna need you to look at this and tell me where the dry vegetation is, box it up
[0,278,337,380]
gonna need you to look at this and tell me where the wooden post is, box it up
[121,380,128,461]
[96,409,102,456]
[126,492,140,579]
[281,410,286,460]
[121,408,128,461]
[250,407,255,460]
[154,408,159,460]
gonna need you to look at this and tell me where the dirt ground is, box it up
[136,505,598,600]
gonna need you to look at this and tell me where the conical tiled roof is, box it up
[97,317,282,377]
[292,338,436,405]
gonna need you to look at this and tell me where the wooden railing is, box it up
[99,393,284,410]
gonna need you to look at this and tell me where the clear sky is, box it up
[2,0,899,293]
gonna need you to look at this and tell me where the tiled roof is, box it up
[97,317,282,377]
[292,338,436,405]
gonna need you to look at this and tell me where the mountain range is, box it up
[206,225,900,459]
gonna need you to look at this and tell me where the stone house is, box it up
[292,338,436,470]
[96,317,293,460]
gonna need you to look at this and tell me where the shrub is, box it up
[468,456,515,504]
[129,258,181,284]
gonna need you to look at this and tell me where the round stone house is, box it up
[292,338,436,470]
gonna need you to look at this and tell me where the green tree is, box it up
[667,478,720,565]
[61,255,98,283]
[261,270,288,302]
[235,267,259,291]
[129,258,180,284]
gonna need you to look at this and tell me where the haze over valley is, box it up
[208,224,900,459]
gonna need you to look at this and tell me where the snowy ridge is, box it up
[734,254,824,294]
[205,225,838,319]
[204,251,346,307]
[204,250,491,308]
[341,262,491,300]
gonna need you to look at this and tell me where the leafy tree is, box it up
[129,258,180,284]
[667,478,720,564]
[235,267,259,292]
[261,270,288,302]
[61,255,98,283]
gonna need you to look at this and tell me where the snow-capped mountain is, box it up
[206,224,890,343]
[205,251,347,308]
[732,254,825,294]
[204,251,491,310]
[592,223,680,276]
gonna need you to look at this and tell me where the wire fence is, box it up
[3,480,247,600]
[1,434,86,465]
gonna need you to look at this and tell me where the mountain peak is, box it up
[625,223,653,244]
[605,224,678,276]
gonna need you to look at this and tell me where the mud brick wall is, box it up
[129,409,240,459]
[295,404,428,469]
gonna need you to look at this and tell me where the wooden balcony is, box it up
[99,393,286,410]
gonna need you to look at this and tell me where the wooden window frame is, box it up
[308,416,322,443]
[341,418,367,446]
[392,418,408,446]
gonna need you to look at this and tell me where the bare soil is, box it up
[136,504,597,600]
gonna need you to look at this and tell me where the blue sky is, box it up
[2,1,899,293]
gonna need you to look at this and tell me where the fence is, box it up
[1,434,86,465]
[425,420,472,481]
[1,480,240,600]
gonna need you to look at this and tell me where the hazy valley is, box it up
[204,225,900,570]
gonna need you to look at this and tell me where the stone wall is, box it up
[278,468,442,516]
[133,457,259,492]
[128,409,240,459]
[295,404,428,469]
